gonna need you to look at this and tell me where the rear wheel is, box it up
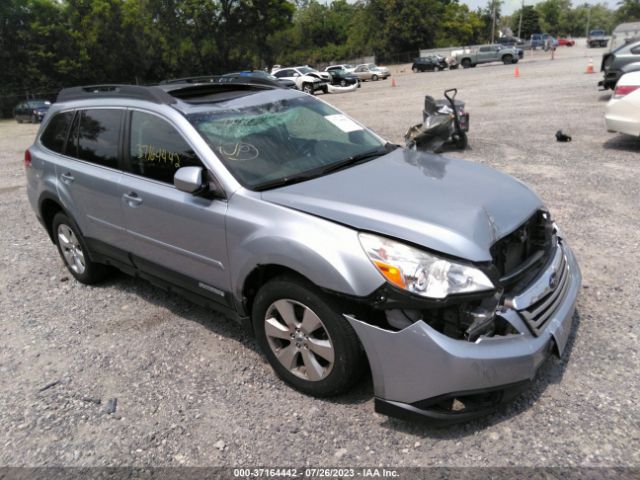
[461,58,471,68]
[371,74,379,81]
[252,276,365,397]
[412,67,419,73]
[52,212,110,284]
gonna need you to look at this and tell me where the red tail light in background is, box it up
[24,149,32,168]
[613,85,640,99]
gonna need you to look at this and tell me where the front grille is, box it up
[491,210,554,289]
[519,249,570,333]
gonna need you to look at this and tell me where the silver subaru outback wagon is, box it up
[25,81,581,424]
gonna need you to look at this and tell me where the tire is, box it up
[502,54,513,65]
[452,131,468,150]
[412,67,419,73]
[16,118,22,124]
[252,276,366,397]
[340,79,347,86]
[30,114,36,123]
[461,58,471,68]
[52,212,110,284]
[321,86,328,94]
[371,74,379,81]
[302,83,314,94]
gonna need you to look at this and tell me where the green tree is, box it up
[436,2,485,46]
[536,0,571,34]
[616,0,640,23]
[478,0,503,43]
[511,5,541,39]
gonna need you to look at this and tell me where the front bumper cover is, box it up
[346,241,581,424]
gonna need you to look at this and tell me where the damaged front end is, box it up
[345,211,581,424]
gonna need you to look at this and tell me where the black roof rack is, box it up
[160,74,282,89]
[159,76,223,85]
[56,84,177,104]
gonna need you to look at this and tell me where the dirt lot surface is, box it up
[0,44,638,469]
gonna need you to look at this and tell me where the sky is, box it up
[460,0,619,15]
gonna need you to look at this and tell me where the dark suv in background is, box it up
[14,100,51,123]
[412,56,447,72]
[599,38,640,90]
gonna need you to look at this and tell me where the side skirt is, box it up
[85,238,248,326]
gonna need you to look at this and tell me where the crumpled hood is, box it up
[261,149,543,262]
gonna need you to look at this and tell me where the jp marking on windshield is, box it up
[219,143,260,161]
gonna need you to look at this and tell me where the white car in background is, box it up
[271,66,330,93]
[605,71,640,137]
[325,64,356,73]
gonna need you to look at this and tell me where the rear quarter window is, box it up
[40,111,74,154]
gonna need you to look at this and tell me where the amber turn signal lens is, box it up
[373,260,406,289]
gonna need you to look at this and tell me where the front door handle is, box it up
[123,191,143,207]
[60,172,75,184]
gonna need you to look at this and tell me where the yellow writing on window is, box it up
[137,144,182,168]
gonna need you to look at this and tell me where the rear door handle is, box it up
[60,172,75,184]
[123,191,143,207]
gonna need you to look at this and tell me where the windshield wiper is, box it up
[253,171,322,191]
[320,143,398,175]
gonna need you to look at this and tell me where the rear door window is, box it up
[40,111,74,154]
[68,109,123,169]
[128,111,202,184]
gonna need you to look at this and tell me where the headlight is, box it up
[359,233,494,299]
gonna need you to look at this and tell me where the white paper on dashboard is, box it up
[324,114,363,133]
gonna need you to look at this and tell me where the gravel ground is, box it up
[0,44,638,469]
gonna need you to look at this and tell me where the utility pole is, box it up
[517,0,524,39]
[491,0,497,44]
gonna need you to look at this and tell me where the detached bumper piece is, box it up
[375,379,533,426]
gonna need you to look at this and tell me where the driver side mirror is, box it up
[293,72,300,77]
[174,166,206,194]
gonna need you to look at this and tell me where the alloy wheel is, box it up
[57,224,86,274]
[264,299,335,381]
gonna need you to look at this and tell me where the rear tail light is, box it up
[24,149,32,168]
[613,85,639,98]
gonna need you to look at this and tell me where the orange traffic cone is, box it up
[391,77,397,87]
[514,66,520,78]
[586,58,594,74]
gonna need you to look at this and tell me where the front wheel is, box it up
[461,59,471,68]
[371,74,379,81]
[452,131,468,150]
[252,276,366,397]
[412,67,419,73]
[302,83,314,95]
[52,212,110,284]
[502,54,513,64]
